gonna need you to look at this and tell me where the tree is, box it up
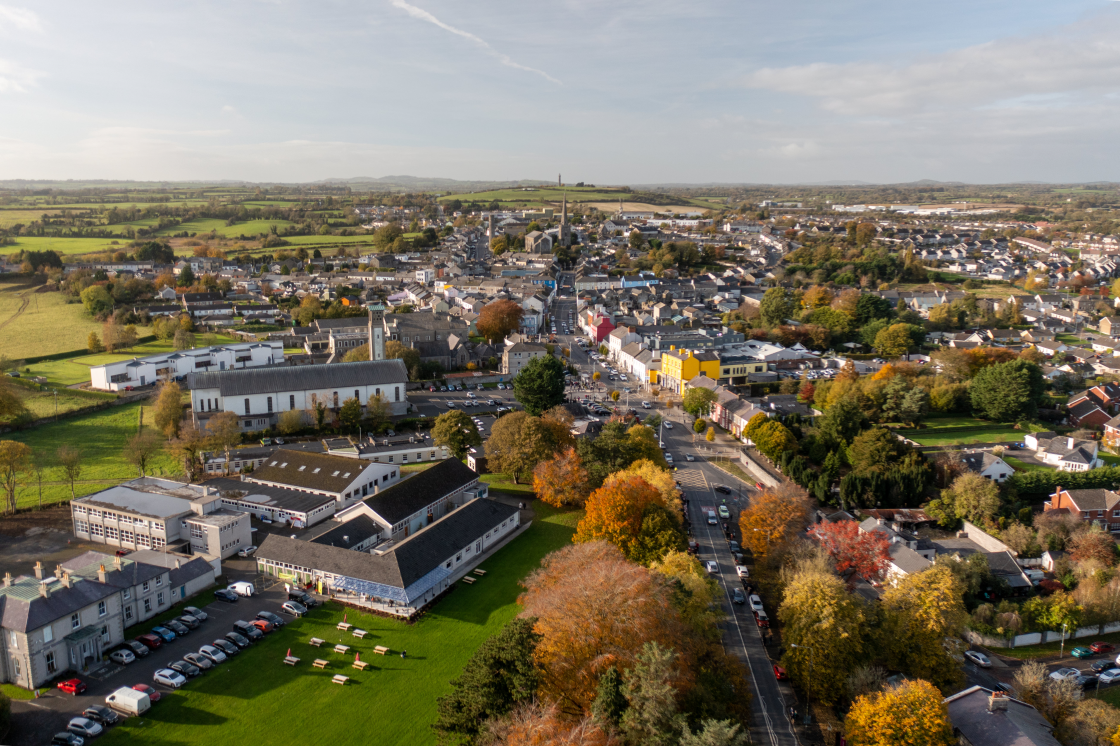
[738,485,809,555]
[0,440,32,513]
[87,331,104,353]
[80,285,114,316]
[621,642,685,746]
[592,666,628,730]
[970,359,1046,422]
[1061,699,1120,746]
[611,390,621,402]
[628,504,688,566]
[485,411,563,483]
[168,422,207,482]
[1069,523,1117,567]
[0,378,27,424]
[173,327,195,351]
[751,420,797,461]
[339,397,363,431]
[848,427,905,477]
[879,566,967,689]
[845,680,954,746]
[593,371,601,382]
[532,447,590,508]
[940,471,1001,526]
[679,720,749,746]
[178,265,196,286]
[342,345,369,363]
[276,409,306,435]
[432,617,541,746]
[808,520,890,587]
[384,340,421,374]
[816,395,869,446]
[873,323,914,357]
[123,431,161,477]
[760,288,796,328]
[575,475,667,559]
[512,355,566,416]
[779,567,867,705]
[364,393,392,433]
[56,446,83,501]
[206,411,243,472]
[476,299,524,344]
[682,388,718,418]
[705,427,715,443]
[152,382,184,439]
[518,541,689,713]
[855,294,895,325]
[431,410,482,460]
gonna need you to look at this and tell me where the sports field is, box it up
[100,501,579,746]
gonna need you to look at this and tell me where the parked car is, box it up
[212,639,239,657]
[280,601,307,617]
[66,718,103,739]
[183,652,213,670]
[288,589,320,608]
[82,705,119,726]
[1050,667,1081,682]
[964,650,992,668]
[165,620,190,637]
[736,565,750,578]
[136,633,163,651]
[232,621,263,640]
[753,610,770,628]
[168,660,201,678]
[1071,646,1094,659]
[1100,669,1120,685]
[50,733,83,746]
[151,626,176,642]
[131,683,161,703]
[1092,659,1116,673]
[714,485,732,495]
[225,630,253,648]
[704,561,719,574]
[250,619,274,634]
[227,581,255,597]
[109,649,136,665]
[749,595,764,612]
[1076,674,1099,690]
[214,588,239,603]
[57,678,87,695]
[183,606,208,622]
[1091,642,1116,654]
[176,615,201,630]
[257,610,285,627]
[732,588,746,604]
[153,669,186,689]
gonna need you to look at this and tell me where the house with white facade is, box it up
[90,341,283,392]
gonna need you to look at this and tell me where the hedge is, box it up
[1007,466,1120,496]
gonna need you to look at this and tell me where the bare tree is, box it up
[30,452,50,509]
[123,431,161,477]
[56,446,83,501]
[205,411,243,474]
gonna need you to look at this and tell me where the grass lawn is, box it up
[5,402,180,509]
[6,387,116,422]
[5,236,129,256]
[1100,454,1120,467]
[709,457,754,484]
[1004,456,1047,472]
[897,416,1027,446]
[0,282,105,359]
[1,682,37,700]
[479,473,536,494]
[101,502,580,746]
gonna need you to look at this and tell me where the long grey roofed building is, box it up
[188,359,407,396]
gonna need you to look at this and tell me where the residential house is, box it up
[959,451,1014,483]
[943,687,1061,746]
[1045,487,1120,531]
[502,342,547,377]
[1032,435,1102,470]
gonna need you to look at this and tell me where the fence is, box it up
[738,449,783,489]
[969,623,1120,649]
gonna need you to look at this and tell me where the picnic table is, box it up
[462,576,476,585]
[334,644,350,654]
[373,646,390,656]
[337,622,353,632]
[309,637,324,647]
[332,675,349,686]
[312,659,329,669]
[352,660,370,671]
[284,656,300,666]
[352,629,368,639]
[473,569,487,576]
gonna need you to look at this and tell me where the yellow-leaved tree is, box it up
[845,679,954,746]
[604,459,681,513]
[879,565,967,690]
[574,475,665,557]
[737,485,808,556]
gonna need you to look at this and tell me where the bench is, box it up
[352,629,368,639]
[309,638,324,647]
[337,622,353,632]
[352,660,370,671]
[331,675,349,686]
[373,646,390,656]
[312,659,329,669]
[461,576,476,585]
[334,644,350,654]
[283,656,300,666]
[473,569,487,576]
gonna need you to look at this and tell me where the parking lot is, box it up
[407,382,519,421]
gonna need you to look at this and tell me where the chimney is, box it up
[175,559,181,569]
[97,564,107,583]
[1068,437,1075,450]
[54,564,63,579]
[60,572,71,589]
[39,582,50,598]
[3,572,11,587]
[114,555,122,570]
[33,561,43,580]
[988,692,1009,712]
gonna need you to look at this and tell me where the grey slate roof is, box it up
[0,576,120,633]
[125,551,215,589]
[944,686,1060,746]
[888,542,932,575]
[363,458,480,525]
[310,515,382,548]
[188,359,407,396]
[960,451,1009,476]
[61,551,167,588]
[249,451,370,494]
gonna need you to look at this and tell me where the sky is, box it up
[1,0,1119,185]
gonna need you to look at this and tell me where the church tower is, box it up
[558,193,572,248]
[367,305,385,361]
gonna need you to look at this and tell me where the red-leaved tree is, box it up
[809,520,891,587]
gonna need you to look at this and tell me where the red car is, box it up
[136,633,163,650]
[251,619,274,634]
[132,683,161,703]
[1090,642,1116,654]
[774,664,787,680]
[57,678,87,695]
[754,610,770,628]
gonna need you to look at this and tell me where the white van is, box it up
[106,687,151,716]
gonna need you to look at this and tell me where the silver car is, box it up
[154,668,186,688]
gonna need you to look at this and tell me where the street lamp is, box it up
[1060,622,1068,660]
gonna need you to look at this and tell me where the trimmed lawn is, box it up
[5,236,125,256]
[0,683,36,700]
[101,502,579,746]
[1004,456,1047,472]
[897,416,1026,446]
[5,387,116,422]
[480,473,536,494]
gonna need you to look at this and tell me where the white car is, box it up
[736,566,749,578]
[664,453,673,464]
[109,649,135,665]
[1100,668,1120,685]
[704,561,719,574]
[748,595,764,612]
[227,581,255,597]
[963,650,991,668]
[446,400,456,407]
[154,668,187,688]
[237,545,257,558]
[1050,667,1081,682]
[664,422,673,430]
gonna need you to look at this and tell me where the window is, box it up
[395,387,400,402]
[476,541,482,553]
[142,581,150,593]
[101,625,110,643]
[9,629,16,648]
[1099,510,1106,518]
[190,524,204,539]
[290,395,295,410]
[157,592,165,606]
[71,613,80,630]
[144,598,152,614]
[125,605,133,621]
[11,659,18,678]
[98,601,106,617]
[156,575,163,586]
[46,651,56,673]
[355,389,360,400]
[43,625,53,643]
[267,397,273,413]
[244,398,251,414]
[333,392,339,408]
[91,524,104,537]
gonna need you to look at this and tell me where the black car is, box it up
[51,734,83,746]
[177,615,201,630]
[169,660,201,678]
[1091,659,1115,674]
[165,620,190,636]
[82,705,119,725]
[214,588,239,603]
[122,639,150,658]
[212,639,239,656]
[256,611,285,627]
[224,631,252,648]
[232,621,264,640]
[714,485,733,495]
[1076,674,1099,690]
[287,590,321,608]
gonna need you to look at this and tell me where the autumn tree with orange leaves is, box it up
[574,475,667,557]
[737,485,809,555]
[484,702,619,746]
[533,447,590,508]
[809,520,891,587]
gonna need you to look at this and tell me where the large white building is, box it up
[90,341,284,392]
[188,359,409,432]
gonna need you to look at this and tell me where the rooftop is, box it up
[360,458,480,525]
[188,359,407,396]
[248,451,371,494]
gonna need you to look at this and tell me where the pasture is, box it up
[4,236,127,256]
[0,282,105,359]
[100,501,579,746]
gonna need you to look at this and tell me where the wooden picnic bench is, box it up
[312,659,329,669]
[336,622,353,632]
[352,660,370,671]
[461,576,476,585]
[473,569,487,576]
[373,646,390,656]
[284,656,300,666]
[352,629,368,639]
[334,644,350,654]
[331,675,349,686]
[309,637,324,647]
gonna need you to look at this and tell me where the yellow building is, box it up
[718,356,768,386]
[659,348,720,394]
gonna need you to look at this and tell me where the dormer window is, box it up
[280,463,288,468]
[343,473,351,478]
[298,466,306,471]
[332,471,340,477]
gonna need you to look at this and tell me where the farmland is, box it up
[0,281,105,359]
[4,236,128,256]
[437,185,718,212]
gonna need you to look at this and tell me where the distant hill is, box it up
[317,175,553,192]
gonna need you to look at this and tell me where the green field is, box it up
[896,416,1026,446]
[0,282,105,359]
[5,236,128,256]
[21,334,243,386]
[438,186,626,204]
[1004,456,1047,472]
[3,386,116,423]
[101,502,580,746]
[4,402,181,509]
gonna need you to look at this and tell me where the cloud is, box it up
[0,58,41,92]
[389,0,561,85]
[0,5,40,32]
[743,14,1120,116]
